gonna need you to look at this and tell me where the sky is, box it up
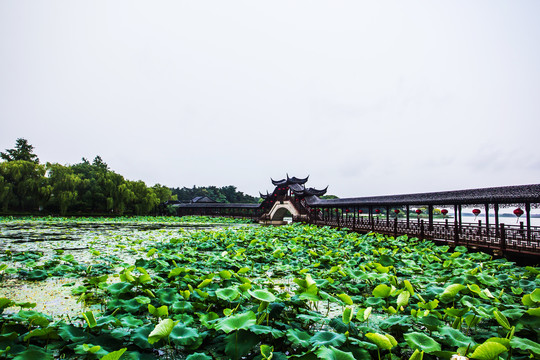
[1,1,540,199]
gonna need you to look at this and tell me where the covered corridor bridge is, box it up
[172,176,540,258]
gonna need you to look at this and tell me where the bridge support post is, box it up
[394,217,398,238]
[420,220,425,240]
[500,223,506,252]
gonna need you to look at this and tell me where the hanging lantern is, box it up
[415,209,422,215]
[375,209,381,214]
[441,209,448,216]
[325,208,329,212]
[514,208,524,223]
[472,208,481,220]
[358,209,363,214]
[394,209,400,214]
[335,209,339,212]
[345,209,350,213]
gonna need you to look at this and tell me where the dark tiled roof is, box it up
[306,184,540,207]
[271,175,309,186]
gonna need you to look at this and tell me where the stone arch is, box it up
[268,201,300,221]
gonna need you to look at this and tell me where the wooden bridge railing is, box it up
[306,215,540,256]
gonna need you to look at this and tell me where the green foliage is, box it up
[0,219,539,359]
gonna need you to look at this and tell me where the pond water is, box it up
[0,220,243,318]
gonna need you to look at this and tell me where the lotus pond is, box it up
[0,217,539,360]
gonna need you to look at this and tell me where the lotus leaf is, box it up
[12,345,54,360]
[403,332,441,353]
[337,293,353,305]
[224,329,260,360]
[438,326,474,348]
[286,328,312,348]
[372,284,392,298]
[316,346,355,360]
[101,348,127,360]
[510,337,540,356]
[249,325,284,338]
[216,311,256,333]
[469,340,507,360]
[493,310,511,330]
[397,290,410,309]
[249,289,277,303]
[148,318,177,344]
[408,349,424,360]
[310,331,346,348]
[170,324,201,347]
[365,332,394,350]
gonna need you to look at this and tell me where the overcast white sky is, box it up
[1,1,539,198]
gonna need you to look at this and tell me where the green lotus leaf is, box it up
[170,324,201,347]
[13,345,54,360]
[186,353,213,360]
[438,326,474,348]
[216,287,240,302]
[148,318,177,344]
[403,332,441,353]
[408,349,424,360]
[249,289,276,303]
[526,307,540,317]
[404,279,415,296]
[100,348,127,360]
[216,311,256,334]
[171,301,194,313]
[219,270,232,279]
[531,289,540,303]
[493,310,511,330]
[83,311,97,328]
[107,282,133,295]
[440,284,466,302]
[58,323,88,342]
[198,278,213,289]
[224,330,259,359]
[510,337,540,356]
[372,284,392,298]
[469,340,507,359]
[365,332,393,350]
[337,293,353,305]
[23,327,58,341]
[310,331,346,347]
[316,346,355,360]
[286,328,312,348]
[131,324,154,349]
[397,291,410,309]
[26,269,48,281]
[342,306,354,324]
[501,308,525,320]
[485,337,510,348]
[249,325,284,338]
[156,288,182,303]
[0,298,14,310]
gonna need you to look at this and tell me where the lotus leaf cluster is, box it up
[0,217,539,359]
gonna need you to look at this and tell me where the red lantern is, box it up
[335,209,339,212]
[345,209,350,213]
[441,209,448,216]
[394,209,400,214]
[415,209,422,215]
[472,209,481,220]
[514,208,524,223]
[375,209,380,214]
[358,209,363,214]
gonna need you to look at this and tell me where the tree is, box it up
[46,163,81,215]
[1,138,39,163]
[0,160,47,212]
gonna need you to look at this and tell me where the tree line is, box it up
[0,138,256,216]
[171,185,258,204]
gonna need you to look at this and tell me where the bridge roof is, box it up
[306,184,540,207]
